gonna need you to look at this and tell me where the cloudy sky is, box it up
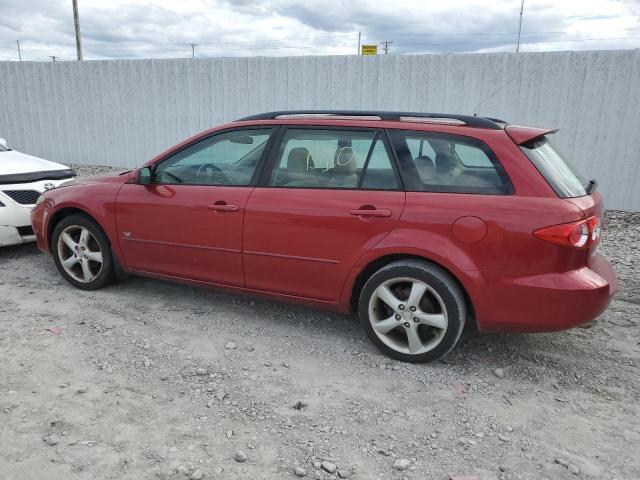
[0,0,638,61]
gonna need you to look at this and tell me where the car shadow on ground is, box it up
[2,241,567,365]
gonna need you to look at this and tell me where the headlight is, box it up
[35,195,45,205]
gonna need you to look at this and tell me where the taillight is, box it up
[534,215,601,249]
[588,216,601,244]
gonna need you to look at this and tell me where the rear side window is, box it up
[520,137,589,198]
[389,130,513,195]
[268,129,399,190]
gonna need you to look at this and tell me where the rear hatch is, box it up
[514,129,603,261]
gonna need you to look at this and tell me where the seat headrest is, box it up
[287,147,314,174]
[415,155,435,170]
[435,151,455,174]
[334,147,357,174]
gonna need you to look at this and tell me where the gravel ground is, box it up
[0,165,638,480]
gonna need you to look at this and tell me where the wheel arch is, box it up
[47,207,111,252]
[47,206,129,279]
[348,253,477,327]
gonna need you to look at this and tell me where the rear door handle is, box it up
[349,207,392,218]
[208,202,239,212]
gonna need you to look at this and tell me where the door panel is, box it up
[116,184,251,286]
[115,126,276,286]
[243,188,405,301]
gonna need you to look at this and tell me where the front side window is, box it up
[390,130,513,194]
[153,128,274,186]
[268,129,399,190]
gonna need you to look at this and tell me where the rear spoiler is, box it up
[505,125,558,145]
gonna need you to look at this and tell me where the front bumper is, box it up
[0,178,70,247]
[472,254,617,333]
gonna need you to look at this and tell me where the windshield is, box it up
[521,136,590,198]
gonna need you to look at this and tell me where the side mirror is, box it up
[138,166,152,185]
[0,138,8,149]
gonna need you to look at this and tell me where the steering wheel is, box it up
[196,163,233,185]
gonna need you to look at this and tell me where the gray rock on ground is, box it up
[394,458,411,471]
[234,450,247,462]
[293,466,307,477]
[321,461,336,473]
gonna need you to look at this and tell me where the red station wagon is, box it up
[31,111,617,363]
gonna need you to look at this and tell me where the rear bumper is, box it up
[472,254,617,333]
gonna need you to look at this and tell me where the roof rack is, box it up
[235,110,503,130]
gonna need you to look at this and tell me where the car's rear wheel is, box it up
[358,260,466,363]
[51,214,116,290]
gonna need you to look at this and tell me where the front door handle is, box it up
[208,202,239,212]
[349,207,392,218]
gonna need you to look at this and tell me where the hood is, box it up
[59,170,131,188]
[0,149,75,184]
[0,149,70,175]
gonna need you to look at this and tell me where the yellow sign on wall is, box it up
[361,45,378,55]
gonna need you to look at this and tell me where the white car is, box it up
[0,138,75,247]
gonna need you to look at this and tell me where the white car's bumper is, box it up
[0,179,70,247]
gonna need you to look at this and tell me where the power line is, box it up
[4,28,639,48]
[398,36,640,47]
[4,32,640,62]
[13,36,640,53]
[361,28,640,37]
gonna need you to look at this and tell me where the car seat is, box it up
[330,147,358,188]
[414,155,436,182]
[283,147,317,186]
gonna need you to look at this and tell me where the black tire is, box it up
[51,213,117,291]
[358,259,466,363]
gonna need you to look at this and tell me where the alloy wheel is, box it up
[57,225,104,283]
[368,277,448,355]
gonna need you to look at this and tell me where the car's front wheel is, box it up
[358,260,466,363]
[51,214,116,290]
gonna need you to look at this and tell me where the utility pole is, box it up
[72,0,83,60]
[190,43,198,58]
[380,40,394,54]
[16,40,22,61]
[516,0,525,53]
[50,56,59,62]
[357,31,361,55]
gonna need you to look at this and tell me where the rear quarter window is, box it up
[520,137,589,198]
[389,130,513,195]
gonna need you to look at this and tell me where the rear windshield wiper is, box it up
[586,179,597,194]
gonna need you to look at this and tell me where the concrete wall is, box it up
[0,50,638,210]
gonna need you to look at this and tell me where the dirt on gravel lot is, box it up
[1,165,638,480]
